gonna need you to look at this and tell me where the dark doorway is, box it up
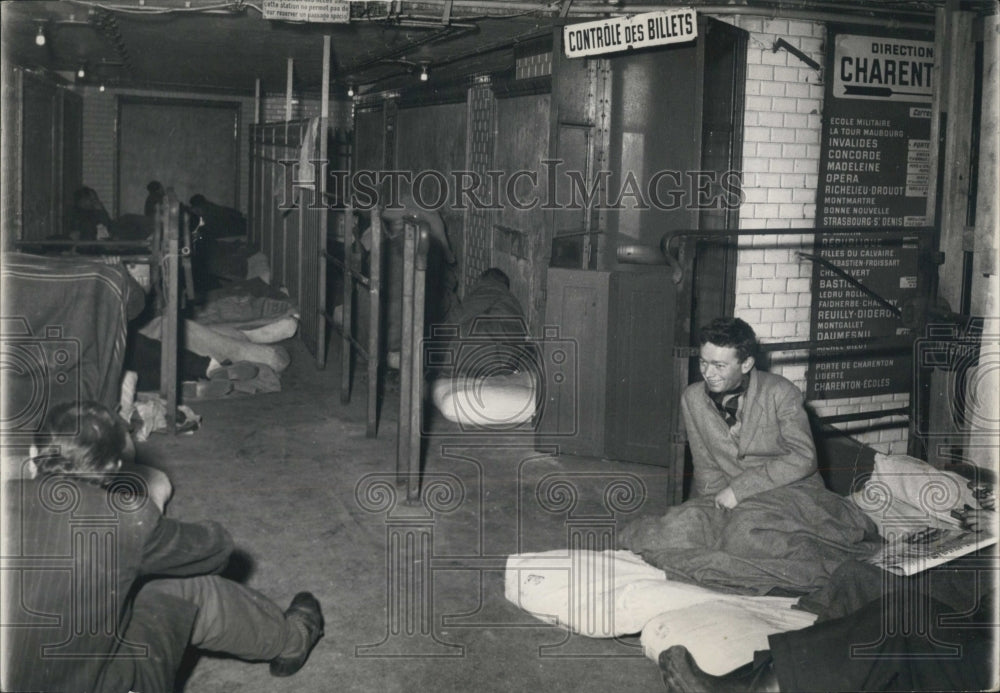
[691,18,747,336]
[116,97,240,217]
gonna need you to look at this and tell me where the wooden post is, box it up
[968,13,1000,473]
[283,57,293,290]
[340,207,356,406]
[367,210,381,438]
[250,77,261,248]
[254,77,261,126]
[407,225,429,502]
[937,10,976,311]
[925,6,978,468]
[160,196,180,432]
[285,57,294,122]
[318,35,331,367]
[396,220,416,486]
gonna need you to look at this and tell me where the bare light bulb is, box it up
[419,65,428,82]
[35,26,46,47]
[347,84,354,97]
[77,66,86,79]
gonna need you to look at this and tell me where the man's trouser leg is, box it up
[140,575,293,661]
[769,592,994,692]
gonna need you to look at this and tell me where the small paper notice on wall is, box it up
[263,0,350,24]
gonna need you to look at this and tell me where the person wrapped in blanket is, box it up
[430,268,535,376]
[618,317,881,595]
[427,268,539,427]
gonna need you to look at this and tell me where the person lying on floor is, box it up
[618,317,880,595]
[2,401,324,693]
[432,268,535,377]
[427,268,540,428]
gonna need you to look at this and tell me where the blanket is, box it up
[505,550,818,674]
[435,273,533,377]
[619,481,882,595]
[2,253,143,422]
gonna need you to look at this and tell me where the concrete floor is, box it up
[139,335,675,692]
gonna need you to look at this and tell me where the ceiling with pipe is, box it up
[0,0,990,97]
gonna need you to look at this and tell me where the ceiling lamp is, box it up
[35,25,46,47]
[419,65,428,82]
[77,64,86,79]
[347,83,355,97]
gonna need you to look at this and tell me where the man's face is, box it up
[699,342,754,393]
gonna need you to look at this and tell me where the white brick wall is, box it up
[260,92,352,129]
[717,15,908,453]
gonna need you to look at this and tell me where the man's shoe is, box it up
[659,645,779,693]
[269,592,324,677]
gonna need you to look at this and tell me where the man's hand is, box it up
[963,509,997,534]
[715,486,738,510]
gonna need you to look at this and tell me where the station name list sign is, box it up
[808,28,932,400]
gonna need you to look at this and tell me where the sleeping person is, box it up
[618,317,880,595]
[428,268,538,428]
[189,194,247,240]
[431,268,533,377]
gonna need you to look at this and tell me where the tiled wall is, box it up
[717,15,909,453]
[515,52,553,80]
[259,92,351,127]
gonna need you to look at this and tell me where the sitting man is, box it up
[619,317,879,595]
[144,180,165,217]
[2,401,323,692]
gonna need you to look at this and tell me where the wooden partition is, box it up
[248,117,328,364]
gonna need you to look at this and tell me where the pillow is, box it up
[851,453,981,536]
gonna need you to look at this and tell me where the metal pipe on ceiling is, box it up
[442,1,936,29]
